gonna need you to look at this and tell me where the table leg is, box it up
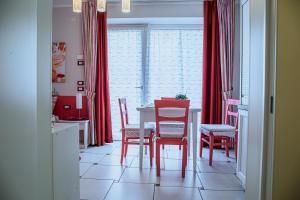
[139,113,145,169]
[192,112,198,172]
[84,122,89,149]
[188,113,192,157]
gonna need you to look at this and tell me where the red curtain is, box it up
[95,12,113,145]
[201,0,222,124]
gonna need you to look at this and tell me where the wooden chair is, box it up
[200,99,240,166]
[155,99,190,178]
[119,98,154,166]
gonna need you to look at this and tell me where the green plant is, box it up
[176,94,188,100]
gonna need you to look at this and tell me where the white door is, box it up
[237,0,250,188]
[108,27,144,140]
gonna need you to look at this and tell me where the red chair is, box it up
[155,100,190,178]
[199,99,240,166]
[161,97,183,151]
[119,98,154,166]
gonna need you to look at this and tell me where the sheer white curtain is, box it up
[108,28,143,140]
[146,28,203,107]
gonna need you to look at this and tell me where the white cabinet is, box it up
[237,107,248,188]
[52,123,80,200]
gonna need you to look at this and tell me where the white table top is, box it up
[137,106,201,112]
[57,119,89,123]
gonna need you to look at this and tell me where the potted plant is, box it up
[176,93,188,100]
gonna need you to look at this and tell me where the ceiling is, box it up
[53,0,201,6]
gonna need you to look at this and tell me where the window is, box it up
[146,27,203,107]
[108,25,203,139]
[108,27,144,139]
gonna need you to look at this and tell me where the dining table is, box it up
[137,105,201,172]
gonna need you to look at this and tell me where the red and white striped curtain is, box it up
[217,0,235,100]
[82,0,98,144]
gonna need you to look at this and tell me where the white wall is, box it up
[233,2,241,99]
[107,2,203,19]
[52,7,84,96]
[0,0,52,200]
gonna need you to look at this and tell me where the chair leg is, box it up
[120,138,125,165]
[182,143,187,178]
[124,138,129,157]
[224,138,229,157]
[149,137,153,168]
[200,133,204,157]
[209,135,214,166]
[156,141,161,177]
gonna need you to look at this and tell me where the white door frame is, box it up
[263,0,277,199]
[245,0,276,199]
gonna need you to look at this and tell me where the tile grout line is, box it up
[197,171,205,190]
[198,187,204,200]
[152,184,156,200]
[102,180,115,200]
[80,163,93,178]
[116,166,128,183]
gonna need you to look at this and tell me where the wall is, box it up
[0,0,52,200]
[107,2,203,19]
[233,2,241,99]
[52,7,83,96]
[272,0,300,199]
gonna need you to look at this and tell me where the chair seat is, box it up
[160,122,184,128]
[123,123,154,137]
[201,124,236,137]
[159,126,184,138]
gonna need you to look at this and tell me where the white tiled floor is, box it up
[80,142,245,200]
[105,182,154,200]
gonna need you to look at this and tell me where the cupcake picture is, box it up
[52,42,66,83]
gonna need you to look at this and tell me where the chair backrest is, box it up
[118,98,129,129]
[224,99,240,129]
[161,97,176,100]
[154,100,190,138]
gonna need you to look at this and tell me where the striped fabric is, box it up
[82,0,98,145]
[217,0,235,100]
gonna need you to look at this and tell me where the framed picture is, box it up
[52,42,66,83]
[77,81,84,86]
[77,86,84,92]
